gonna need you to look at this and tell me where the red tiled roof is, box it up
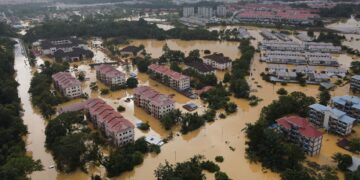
[276,116,322,138]
[95,64,125,79]
[134,86,174,107]
[52,72,81,89]
[148,64,189,81]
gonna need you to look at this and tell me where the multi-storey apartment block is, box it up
[350,75,360,93]
[308,103,355,136]
[52,72,82,98]
[183,7,195,17]
[84,99,134,146]
[95,64,126,88]
[203,53,232,70]
[276,116,323,156]
[331,96,360,122]
[134,86,175,118]
[148,64,190,91]
[197,6,213,18]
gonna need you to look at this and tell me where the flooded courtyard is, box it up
[15,28,360,180]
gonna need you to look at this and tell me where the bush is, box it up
[277,88,288,95]
[215,171,230,180]
[219,113,226,119]
[138,122,150,131]
[201,161,220,173]
[215,156,224,163]
[225,102,237,114]
[100,88,110,95]
[117,105,126,112]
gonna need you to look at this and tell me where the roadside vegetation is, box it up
[0,37,43,179]
[155,155,230,180]
[28,61,70,118]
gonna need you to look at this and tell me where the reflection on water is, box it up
[17,29,360,180]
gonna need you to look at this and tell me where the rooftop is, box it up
[276,115,322,138]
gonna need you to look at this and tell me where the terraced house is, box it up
[133,86,175,118]
[52,72,82,98]
[95,64,126,88]
[276,116,323,156]
[148,64,190,91]
[308,103,355,136]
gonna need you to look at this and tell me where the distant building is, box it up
[203,53,232,70]
[276,116,323,156]
[331,96,360,122]
[350,75,360,93]
[185,61,215,75]
[40,37,88,55]
[216,5,227,17]
[119,46,143,56]
[148,64,191,91]
[40,37,93,62]
[197,7,213,18]
[308,104,355,136]
[95,64,126,88]
[183,7,195,17]
[134,86,175,118]
[52,72,82,98]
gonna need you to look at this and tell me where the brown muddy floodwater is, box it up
[17,31,360,180]
[124,39,242,60]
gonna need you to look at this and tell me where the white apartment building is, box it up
[183,7,195,17]
[197,7,213,18]
[148,64,191,91]
[216,5,227,17]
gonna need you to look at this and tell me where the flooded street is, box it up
[13,39,57,179]
[16,28,360,180]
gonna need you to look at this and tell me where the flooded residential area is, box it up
[2,1,360,180]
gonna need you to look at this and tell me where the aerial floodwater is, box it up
[3,0,360,179]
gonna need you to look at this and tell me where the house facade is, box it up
[133,86,175,118]
[276,116,323,156]
[52,72,82,98]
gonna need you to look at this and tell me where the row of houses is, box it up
[267,64,347,78]
[262,55,339,66]
[57,98,135,146]
[52,72,82,98]
[261,40,342,53]
[185,61,215,75]
[39,37,94,62]
[134,86,175,118]
[95,64,126,88]
[148,64,191,91]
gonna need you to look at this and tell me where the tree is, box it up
[223,72,231,83]
[201,161,219,173]
[215,156,224,163]
[126,77,138,88]
[319,91,331,105]
[215,171,230,180]
[351,61,360,75]
[100,88,110,95]
[225,102,238,114]
[160,109,181,130]
[186,49,201,63]
[277,88,288,95]
[170,62,182,72]
[229,78,250,98]
[77,71,85,81]
[349,138,360,153]
[281,168,313,180]
[117,105,126,112]
[332,153,353,171]
[137,59,151,73]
